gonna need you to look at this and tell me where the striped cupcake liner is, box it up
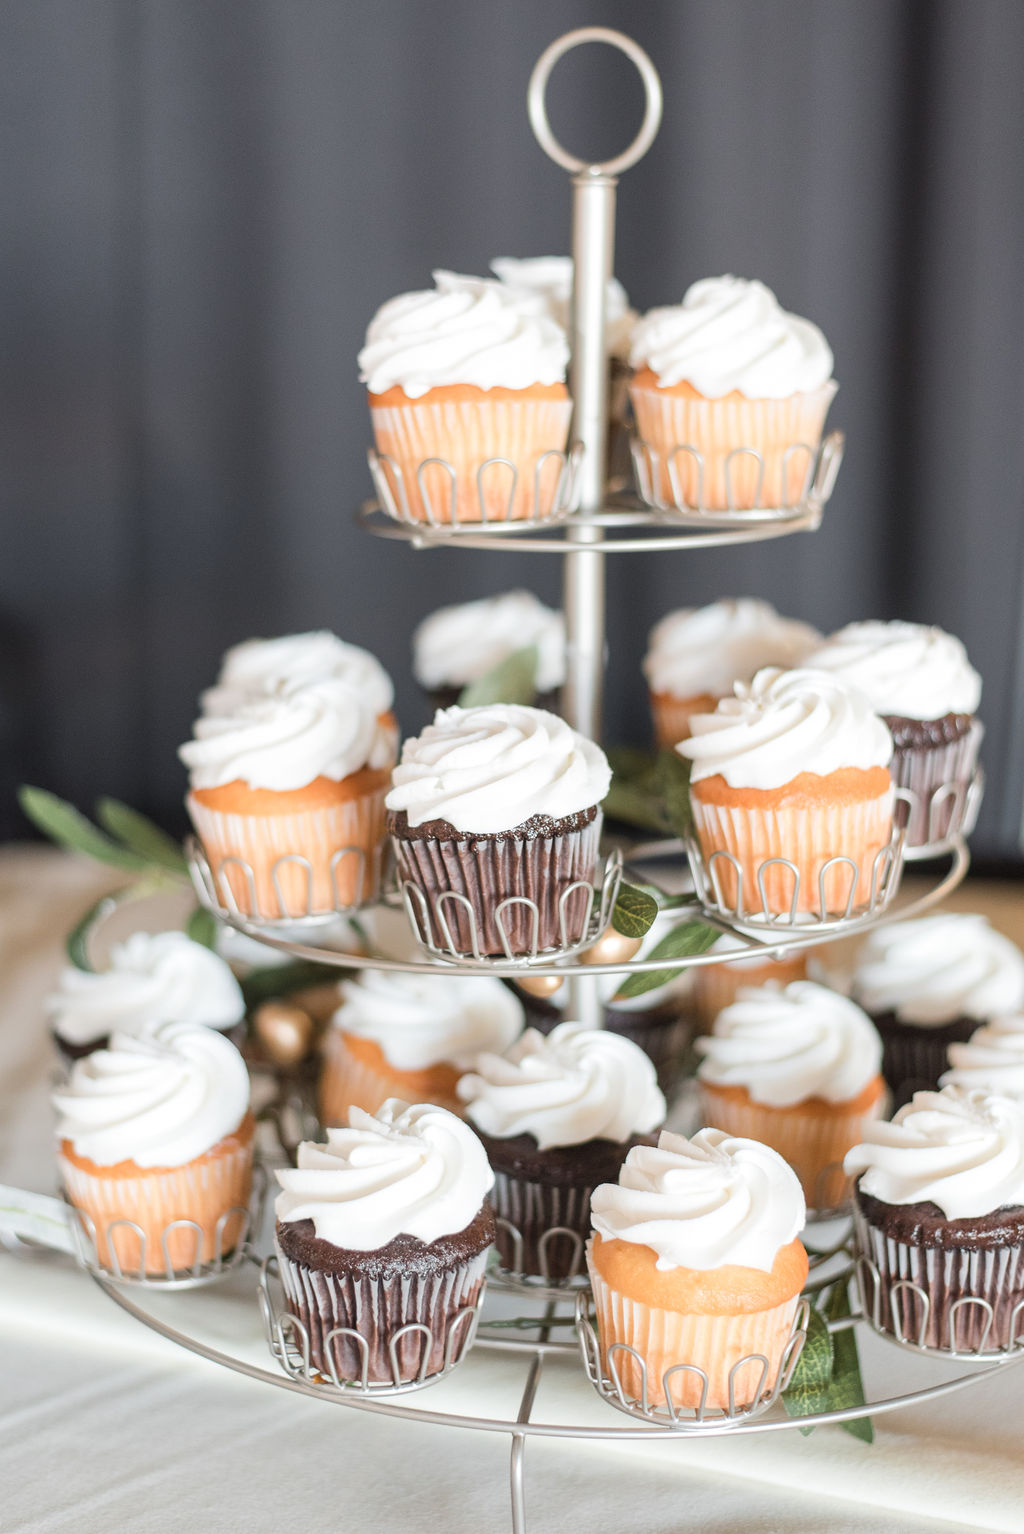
[873,1012,977,1111]
[890,720,984,851]
[318,1030,463,1127]
[488,1167,599,1284]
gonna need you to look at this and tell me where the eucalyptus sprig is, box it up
[457,646,539,708]
[783,1277,874,1442]
[19,786,188,879]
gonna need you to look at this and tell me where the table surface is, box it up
[2,844,1023,1534]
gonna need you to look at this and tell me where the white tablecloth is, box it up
[2,846,1023,1534]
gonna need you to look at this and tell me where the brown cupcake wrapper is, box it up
[489,1167,597,1281]
[890,719,984,848]
[872,1012,977,1111]
[853,1202,1024,1352]
[318,1030,463,1127]
[274,1242,487,1384]
[392,814,603,957]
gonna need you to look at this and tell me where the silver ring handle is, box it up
[527,27,663,177]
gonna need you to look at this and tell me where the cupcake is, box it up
[181,675,394,920]
[48,931,246,1063]
[805,621,982,848]
[850,914,1024,1109]
[629,276,836,511]
[54,1021,254,1276]
[319,971,524,1126]
[644,599,820,749]
[942,1013,1024,1102]
[412,590,565,714]
[678,667,895,920]
[273,1100,495,1385]
[845,1086,1024,1352]
[359,271,571,526]
[691,932,808,1034]
[386,704,611,958]
[588,1128,808,1410]
[457,1021,665,1281]
[696,980,885,1210]
[201,631,396,739]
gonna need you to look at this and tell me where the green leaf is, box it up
[611,882,660,939]
[783,1309,834,1430]
[186,906,220,949]
[95,798,188,874]
[18,786,150,872]
[604,746,673,834]
[458,646,538,708]
[826,1278,874,1444]
[240,960,346,1009]
[65,893,122,971]
[612,919,720,1000]
[657,749,694,839]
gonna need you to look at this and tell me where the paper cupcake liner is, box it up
[392,814,602,957]
[370,395,573,525]
[587,1257,801,1410]
[853,1203,1024,1352]
[274,1243,488,1384]
[649,691,719,750]
[59,1117,255,1276]
[489,1167,597,1281]
[690,789,894,918]
[698,1081,885,1211]
[630,382,837,511]
[890,719,983,848]
[187,785,388,919]
[872,1011,977,1111]
[691,953,808,1034]
[318,1030,463,1127]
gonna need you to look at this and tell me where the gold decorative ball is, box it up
[517,973,564,999]
[581,928,643,967]
[254,1001,315,1068]
[290,982,344,1027]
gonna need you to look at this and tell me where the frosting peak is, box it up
[590,1127,806,1272]
[643,599,820,699]
[274,1100,494,1249]
[385,704,610,834]
[330,971,524,1071]
[851,915,1024,1026]
[489,255,636,359]
[201,632,394,721]
[941,1014,1024,1101]
[805,621,981,719]
[412,591,566,692]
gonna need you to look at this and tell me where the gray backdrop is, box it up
[2,0,1023,859]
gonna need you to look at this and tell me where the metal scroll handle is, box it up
[526,27,663,177]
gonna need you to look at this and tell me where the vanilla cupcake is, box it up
[697,981,885,1209]
[805,621,982,848]
[202,631,396,736]
[678,667,894,920]
[458,1022,665,1281]
[850,914,1024,1108]
[319,972,524,1125]
[691,932,808,1034]
[629,276,836,511]
[275,1100,495,1385]
[845,1086,1024,1352]
[588,1129,808,1410]
[387,704,611,957]
[48,931,245,1062]
[942,1013,1024,1101]
[360,271,571,525]
[55,1021,254,1276]
[412,590,565,713]
[181,674,393,919]
[644,599,820,748]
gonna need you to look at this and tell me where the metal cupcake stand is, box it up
[59,28,1014,1534]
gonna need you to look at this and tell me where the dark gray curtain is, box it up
[2,0,1023,859]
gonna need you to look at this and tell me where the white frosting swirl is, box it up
[386,704,610,834]
[844,1086,1024,1218]
[412,591,566,692]
[274,1099,494,1249]
[53,1021,250,1168]
[696,980,882,1107]
[330,971,524,1071]
[629,276,834,397]
[489,255,636,359]
[591,1127,805,1272]
[942,1015,1024,1101]
[49,932,244,1048]
[180,677,382,791]
[457,1022,665,1150]
[805,621,981,719]
[852,915,1024,1026]
[201,632,394,720]
[644,600,820,699]
[678,666,893,789]
[359,270,569,397]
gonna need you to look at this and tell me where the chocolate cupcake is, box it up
[850,914,1024,1109]
[386,704,611,957]
[273,1100,495,1385]
[806,621,982,849]
[411,590,565,717]
[845,1087,1024,1353]
[457,1022,665,1281]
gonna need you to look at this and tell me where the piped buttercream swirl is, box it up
[385,704,610,834]
[805,621,981,719]
[643,599,820,699]
[941,1014,1024,1101]
[851,915,1024,1026]
[490,255,636,359]
[457,1022,665,1150]
[201,632,394,721]
[590,1126,806,1272]
[330,971,524,1072]
[844,1086,1024,1218]
[274,1100,494,1249]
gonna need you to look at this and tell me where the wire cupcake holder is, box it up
[896,767,985,861]
[488,1219,590,1301]
[630,430,844,524]
[368,444,583,531]
[186,834,384,926]
[854,1254,1024,1362]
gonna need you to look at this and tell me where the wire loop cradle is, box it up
[630,430,844,523]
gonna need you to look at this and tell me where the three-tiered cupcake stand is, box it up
[52,29,1013,1534]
